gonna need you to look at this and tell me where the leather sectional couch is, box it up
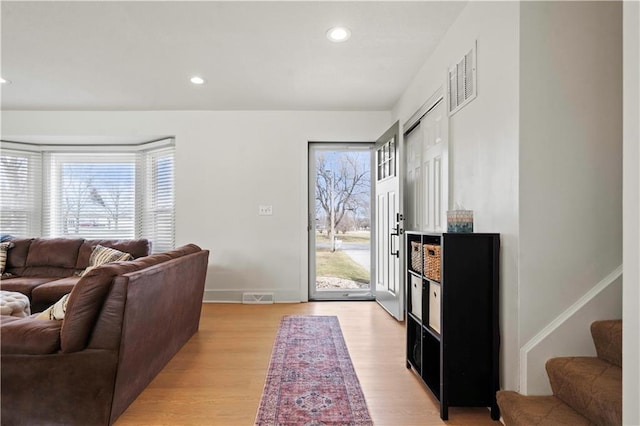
[0,238,209,425]
[1,238,152,312]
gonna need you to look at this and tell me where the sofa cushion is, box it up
[37,294,70,320]
[1,316,62,354]
[0,277,55,299]
[26,238,83,269]
[81,245,133,277]
[30,276,81,313]
[76,239,151,269]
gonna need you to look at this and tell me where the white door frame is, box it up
[307,142,375,301]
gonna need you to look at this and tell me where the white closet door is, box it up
[405,126,423,231]
[422,99,448,233]
[403,97,449,233]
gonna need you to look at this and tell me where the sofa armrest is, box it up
[1,349,118,425]
[1,316,61,354]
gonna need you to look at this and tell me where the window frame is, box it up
[0,138,175,252]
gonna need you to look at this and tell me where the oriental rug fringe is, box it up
[255,315,373,426]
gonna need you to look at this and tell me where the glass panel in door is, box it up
[308,144,373,300]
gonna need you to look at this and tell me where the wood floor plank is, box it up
[115,302,499,425]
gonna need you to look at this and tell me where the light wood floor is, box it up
[115,302,500,425]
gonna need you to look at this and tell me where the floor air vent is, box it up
[242,292,274,304]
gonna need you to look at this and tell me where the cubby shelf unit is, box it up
[405,231,500,421]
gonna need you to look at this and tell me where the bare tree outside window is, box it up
[61,163,134,237]
[313,149,372,293]
[62,172,97,234]
[315,152,370,252]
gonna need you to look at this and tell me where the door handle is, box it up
[390,223,401,258]
[389,213,404,258]
[390,230,399,258]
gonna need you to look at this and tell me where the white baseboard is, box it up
[203,289,302,303]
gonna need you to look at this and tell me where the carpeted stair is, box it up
[497,320,622,425]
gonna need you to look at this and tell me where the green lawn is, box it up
[315,248,369,283]
[315,231,371,243]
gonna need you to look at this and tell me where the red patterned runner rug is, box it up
[255,315,373,425]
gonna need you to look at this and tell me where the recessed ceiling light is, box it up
[326,27,351,43]
[0,77,10,84]
[190,76,205,85]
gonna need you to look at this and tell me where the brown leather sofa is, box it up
[0,240,209,425]
[1,238,152,312]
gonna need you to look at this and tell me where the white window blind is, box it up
[45,152,137,240]
[0,148,42,237]
[0,139,175,252]
[140,146,175,253]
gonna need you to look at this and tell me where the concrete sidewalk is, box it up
[343,249,370,271]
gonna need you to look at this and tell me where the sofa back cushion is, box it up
[7,238,85,278]
[61,251,172,353]
[26,238,84,269]
[86,252,173,351]
[76,239,151,269]
[60,262,137,353]
[5,238,150,277]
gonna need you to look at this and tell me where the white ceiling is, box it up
[1,1,466,111]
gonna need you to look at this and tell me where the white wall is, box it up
[519,1,623,394]
[392,2,520,390]
[623,1,640,424]
[1,110,390,302]
[523,275,622,394]
[392,1,624,395]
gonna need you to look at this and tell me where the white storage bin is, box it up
[410,275,422,320]
[429,282,441,333]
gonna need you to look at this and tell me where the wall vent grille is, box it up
[242,292,275,304]
[448,41,477,116]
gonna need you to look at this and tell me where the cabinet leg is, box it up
[440,405,448,421]
[491,402,500,421]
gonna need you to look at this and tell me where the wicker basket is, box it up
[410,241,422,273]
[424,244,441,282]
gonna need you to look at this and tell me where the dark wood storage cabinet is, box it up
[405,232,500,421]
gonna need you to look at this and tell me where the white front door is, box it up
[374,122,403,320]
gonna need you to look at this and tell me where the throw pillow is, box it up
[37,294,70,320]
[81,245,133,277]
[0,241,14,275]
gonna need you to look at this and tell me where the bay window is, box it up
[0,139,174,252]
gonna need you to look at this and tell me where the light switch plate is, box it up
[258,205,273,216]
